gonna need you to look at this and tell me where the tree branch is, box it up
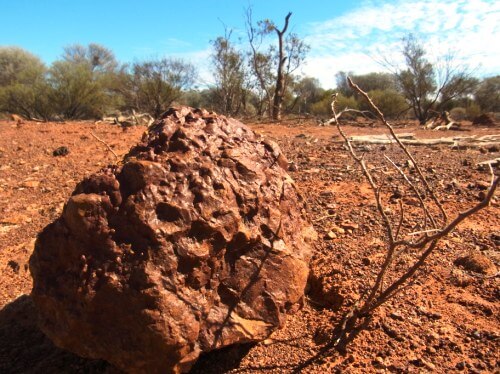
[90,131,119,161]
[325,77,498,353]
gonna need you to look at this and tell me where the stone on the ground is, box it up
[52,146,69,157]
[30,107,316,373]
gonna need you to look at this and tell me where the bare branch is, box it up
[90,131,119,161]
[384,154,434,231]
[394,199,404,241]
[327,77,499,353]
[347,77,448,224]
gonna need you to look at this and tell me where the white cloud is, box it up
[170,48,213,87]
[303,0,500,88]
[127,46,213,89]
[161,38,193,50]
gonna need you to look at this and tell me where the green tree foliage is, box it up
[210,31,247,116]
[395,35,436,124]
[61,43,124,117]
[0,47,45,86]
[336,71,396,96]
[310,90,359,117]
[361,90,407,118]
[0,47,52,119]
[0,45,196,120]
[474,75,500,112]
[356,73,397,92]
[47,43,124,119]
[335,72,405,118]
[394,34,477,124]
[179,89,207,110]
[465,102,481,119]
[449,107,466,121]
[48,60,106,119]
[335,71,351,97]
[0,35,491,122]
[125,58,196,118]
[246,9,277,117]
[63,43,118,73]
[247,48,274,117]
[290,76,323,114]
[1,80,53,120]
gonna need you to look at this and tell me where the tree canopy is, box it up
[0,32,495,122]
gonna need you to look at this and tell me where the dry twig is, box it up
[328,77,498,352]
[326,98,374,125]
[90,131,119,161]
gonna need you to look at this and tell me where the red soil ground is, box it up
[0,118,498,373]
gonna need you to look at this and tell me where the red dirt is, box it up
[0,119,498,373]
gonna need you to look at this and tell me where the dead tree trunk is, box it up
[246,8,273,120]
[272,12,292,121]
[424,111,459,130]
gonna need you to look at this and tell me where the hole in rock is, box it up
[188,220,216,241]
[168,139,190,153]
[156,203,182,223]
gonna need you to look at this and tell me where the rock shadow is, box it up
[0,295,110,374]
[189,343,254,373]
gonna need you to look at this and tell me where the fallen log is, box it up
[334,133,500,149]
[424,111,460,131]
[477,158,499,166]
[96,111,154,127]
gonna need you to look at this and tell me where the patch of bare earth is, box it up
[0,119,498,373]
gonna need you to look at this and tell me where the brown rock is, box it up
[52,146,69,156]
[29,107,316,373]
[324,231,337,240]
[330,225,346,235]
[488,145,499,153]
[340,221,359,230]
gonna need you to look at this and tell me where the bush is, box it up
[0,81,53,120]
[465,102,481,120]
[310,93,359,117]
[0,47,45,86]
[126,58,196,118]
[48,61,106,119]
[0,47,53,119]
[449,107,466,121]
[361,89,407,118]
[474,76,500,112]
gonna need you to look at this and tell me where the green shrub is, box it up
[0,47,54,119]
[465,102,481,120]
[360,89,407,118]
[449,107,466,121]
[310,93,359,117]
[474,76,500,112]
[48,61,106,119]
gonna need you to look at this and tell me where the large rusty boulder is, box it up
[29,107,316,373]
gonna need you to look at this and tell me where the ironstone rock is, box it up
[30,107,316,373]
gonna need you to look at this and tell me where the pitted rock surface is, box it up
[29,107,316,373]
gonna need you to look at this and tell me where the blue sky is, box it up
[1,0,498,88]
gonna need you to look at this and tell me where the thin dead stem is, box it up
[394,199,404,241]
[327,77,498,352]
[347,77,448,225]
[90,131,119,161]
[384,154,434,232]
